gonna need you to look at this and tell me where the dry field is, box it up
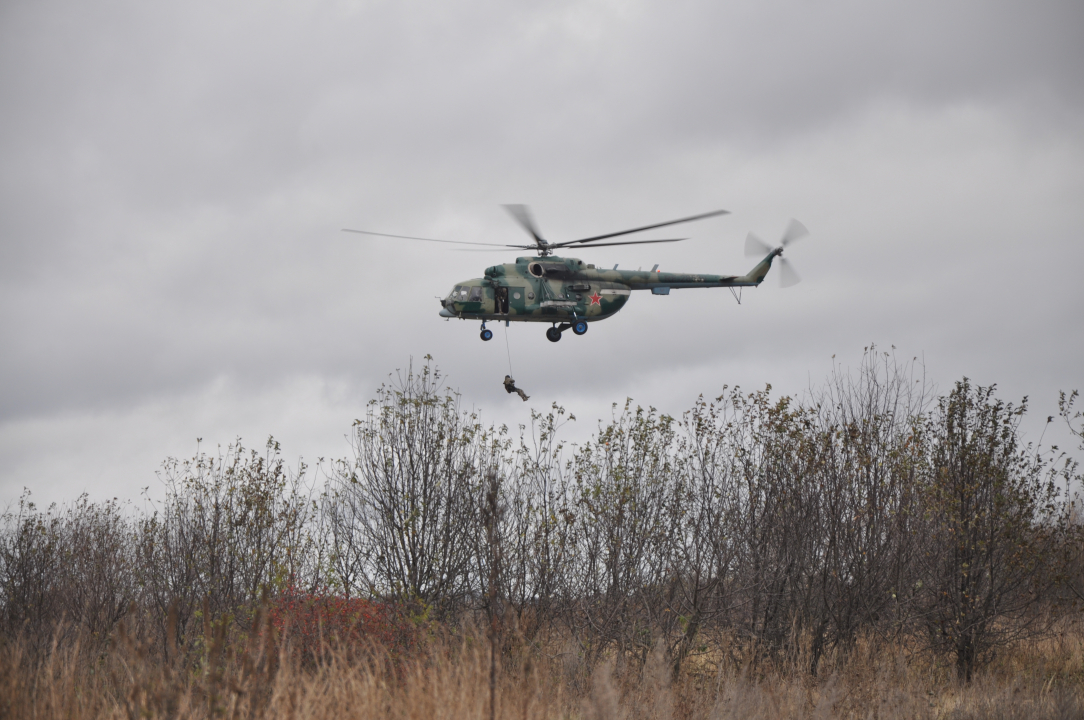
[2,620,1083,720]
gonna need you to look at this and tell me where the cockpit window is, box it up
[450,285,465,300]
[468,286,483,302]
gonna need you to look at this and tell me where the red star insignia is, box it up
[589,292,602,306]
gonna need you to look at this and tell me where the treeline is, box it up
[2,350,1081,682]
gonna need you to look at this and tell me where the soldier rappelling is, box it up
[503,375,529,402]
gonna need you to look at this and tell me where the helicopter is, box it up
[343,206,808,342]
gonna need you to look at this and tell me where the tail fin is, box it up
[735,249,781,286]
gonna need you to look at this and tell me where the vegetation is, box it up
[1,349,1081,718]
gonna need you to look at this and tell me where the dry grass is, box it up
[2,621,1083,720]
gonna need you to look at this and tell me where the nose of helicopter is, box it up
[439,307,454,318]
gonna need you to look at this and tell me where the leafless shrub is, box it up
[912,379,1074,681]
[326,357,491,615]
[134,436,320,650]
[0,493,135,658]
[561,401,684,669]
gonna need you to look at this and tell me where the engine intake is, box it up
[528,261,568,277]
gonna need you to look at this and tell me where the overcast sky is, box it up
[2,0,1082,507]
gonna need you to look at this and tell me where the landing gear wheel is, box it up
[480,329,493,341]
[546,326,562,343]
[572,319,588,336]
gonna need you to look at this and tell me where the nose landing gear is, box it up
[480,320,493,341]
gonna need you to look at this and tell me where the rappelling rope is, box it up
[504,323,514,377]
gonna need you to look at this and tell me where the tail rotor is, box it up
[745,219,809,288]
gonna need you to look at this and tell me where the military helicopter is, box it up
[344,206,807,342]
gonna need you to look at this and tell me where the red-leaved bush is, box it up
[267,588,422,664]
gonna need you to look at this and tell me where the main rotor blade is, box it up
[341,228,523,249]
[502,204,546,246]
[778,257,801,287]
[780,218,809,247]
[745,232,774,257]
[564,208,729,246]
[547,237,687,250]
[454,247,538,252]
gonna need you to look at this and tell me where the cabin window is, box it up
[468,286,483,302]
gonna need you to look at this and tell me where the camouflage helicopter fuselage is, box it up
[439,250,781,340]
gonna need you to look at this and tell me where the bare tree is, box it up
[914,379,1072,682]
[563,402,683,667]
[665,392,744,678]
[60,496,136,645]
[0,493,69,655]
[135,437,318,649]
[725,388,820,662]
[479,406,577,645]
[328,357,485,615]
[801,348,932,674]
